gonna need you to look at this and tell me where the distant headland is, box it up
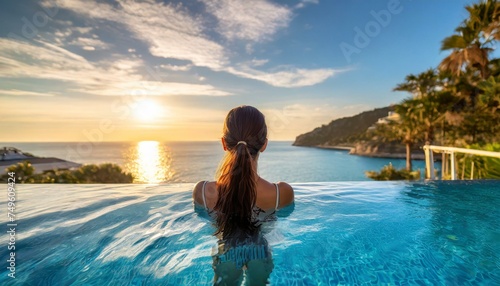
[292,106,424,159]
[0,147,81,175]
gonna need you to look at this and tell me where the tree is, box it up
[391,69,457,171]
[394,69,440,99]
[370,0,500,178]
[393,99,422,171]
[439,0,500,79]
[439,0,500,144]
[393,69,454,144]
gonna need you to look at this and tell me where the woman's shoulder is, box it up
[257,179,294,209]
[276,181,294,208]
[276,181,293,191]
[192,180,215,206]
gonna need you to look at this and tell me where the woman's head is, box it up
[221,105,268,157]
[215,106,268,240]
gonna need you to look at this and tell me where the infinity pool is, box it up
[1,181,499,285]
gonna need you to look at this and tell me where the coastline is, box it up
[0,157,82,174]
[348,152,426,160]
[1,146,82,174]
[296,144,426,160]
[315,145,354,151]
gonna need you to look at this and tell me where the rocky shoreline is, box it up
[301,144,427,160]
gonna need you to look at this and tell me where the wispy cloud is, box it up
[227,65,337,88]
[203,0,292,42]
[0,38,231,97]
[42,0,227,69]
[69,37,109,50]
[295,0,320,9]
[39,0,340,88]
[51,25,96,46]
[72,81,231,97]
[0,89,56,97]
[159,64,193,71]
[249,59,269,67]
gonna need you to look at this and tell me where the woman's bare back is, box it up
[193,178,293,212]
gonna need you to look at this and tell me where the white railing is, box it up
[423,144,500,180]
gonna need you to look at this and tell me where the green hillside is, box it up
[293,106,393,146]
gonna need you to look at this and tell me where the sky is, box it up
[0,0,477,142]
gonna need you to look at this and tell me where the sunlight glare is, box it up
[125,141,174,183]
[133,100,162,121]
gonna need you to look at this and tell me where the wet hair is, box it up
[214,106,268,240]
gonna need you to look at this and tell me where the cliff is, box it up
[349,142,425,159]
[293,106,394,146]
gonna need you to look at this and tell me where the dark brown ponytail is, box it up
[214,106,267,240]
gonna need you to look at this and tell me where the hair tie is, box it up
[237,141,247,146]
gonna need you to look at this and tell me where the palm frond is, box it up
[441,35,468,50]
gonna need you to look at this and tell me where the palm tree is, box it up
[467,0,500,41]
[393,99,422,171]
[394,69,453,144]
[394,69,439,99]
[439,0,500,79]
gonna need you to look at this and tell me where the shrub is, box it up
[366,163,421,181]
[4,161,35,183]
[73,163,134,183]
[1,162,134,183]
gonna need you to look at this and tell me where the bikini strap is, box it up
[202,181,208,210]
[274,183,280,210]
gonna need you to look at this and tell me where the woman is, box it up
[193,105,294,285]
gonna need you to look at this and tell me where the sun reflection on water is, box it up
[125,141,174,183]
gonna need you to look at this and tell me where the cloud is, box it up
[295,0,320,9]
[42,0,227,69]
[72,81,231,97]
[52,26,96,45]
[249,59,269,67]
[37,0,340,88]
[69,37,109,50]
[227,65,337,88]
[0,89,55,97]
[160,64,193,71]
[203,0,292,42]
[0,38,231,97]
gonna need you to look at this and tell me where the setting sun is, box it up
[133,100,163,121]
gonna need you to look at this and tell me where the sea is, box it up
[1,141,430,183]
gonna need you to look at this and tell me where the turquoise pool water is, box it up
[1,181,499,285]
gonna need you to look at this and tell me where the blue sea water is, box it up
[1,141,432,183]
[0,181,498,285]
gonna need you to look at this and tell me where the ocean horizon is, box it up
[1,141,429,183]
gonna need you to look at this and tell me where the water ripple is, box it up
[1,181,498,285]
